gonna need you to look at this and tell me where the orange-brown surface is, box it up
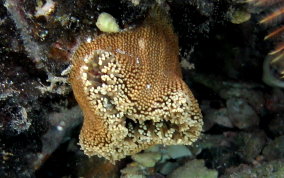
[69,8,203,162]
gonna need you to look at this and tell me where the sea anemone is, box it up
[250,0,284,87]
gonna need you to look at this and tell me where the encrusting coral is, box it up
[69,7,203,162]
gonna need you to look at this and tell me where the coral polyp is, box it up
[69,8,203,162]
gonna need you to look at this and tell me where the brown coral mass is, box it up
[69,9,203,162]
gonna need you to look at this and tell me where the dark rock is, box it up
[268,113,284,136]
[226,98,259,129]
[262,136,284,161]
[221,160,284,178]
[235,131,267,163]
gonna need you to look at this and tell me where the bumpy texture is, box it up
[69,8,203,162]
